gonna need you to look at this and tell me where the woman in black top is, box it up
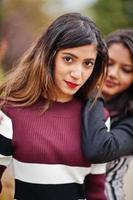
[82,29,133,200]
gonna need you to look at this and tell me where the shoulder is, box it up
[1,103,22,118]
[111,113,133,128]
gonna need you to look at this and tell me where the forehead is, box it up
[109,43,133,65]
[57,44,97,58]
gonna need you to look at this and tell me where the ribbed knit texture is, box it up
[0,98,106,200]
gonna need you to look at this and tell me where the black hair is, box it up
[0,12,108,110]
[105,29,133,116]
[37,12,108,100]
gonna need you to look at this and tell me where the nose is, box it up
[70,66,82,79]
[108,65,119,78]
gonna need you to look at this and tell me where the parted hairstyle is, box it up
[105,28,133,115]
[0,12,108,110]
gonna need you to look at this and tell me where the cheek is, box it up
[120,74,133,89]
[83,69,93,81]
[123,80,133,90]
[54,65,63,77]
[54,67,60,83]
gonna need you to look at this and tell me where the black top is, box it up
[82,97,133,163]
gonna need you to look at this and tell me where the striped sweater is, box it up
[0,98,106,200]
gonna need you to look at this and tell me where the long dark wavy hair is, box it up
[0,12,108,111]
[105,29,133,116]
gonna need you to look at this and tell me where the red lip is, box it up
[65,81,79,89]
[105,80,118,87]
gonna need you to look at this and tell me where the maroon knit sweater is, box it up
[0,98,106,200]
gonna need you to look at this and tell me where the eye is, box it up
[108,62,113,66]
[63,56,73,63]
[121,68,133,74]
[108,60,114,67]
[108,58,116,67]
[84,60,94,68]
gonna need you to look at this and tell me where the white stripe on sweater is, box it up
[0,110,13,139]
[0,154,12,166]
[13,158,105,184]
[91,163,106,174]
[13,158,91,184]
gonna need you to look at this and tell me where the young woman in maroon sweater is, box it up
[0,12,108,200]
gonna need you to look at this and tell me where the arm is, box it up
[0,110,13,193]
[85,163,106,200]
[82,98,133,163]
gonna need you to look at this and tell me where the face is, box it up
[54,44,97,102]
[102,43,133,101]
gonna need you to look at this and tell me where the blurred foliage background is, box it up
[0,0,133,199]
[87,0,133,35]
[0,0,133,73]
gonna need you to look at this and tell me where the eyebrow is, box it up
[62,52,96,61]
[109,58,133,69]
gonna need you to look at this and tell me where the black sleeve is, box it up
[82,98,133,163]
